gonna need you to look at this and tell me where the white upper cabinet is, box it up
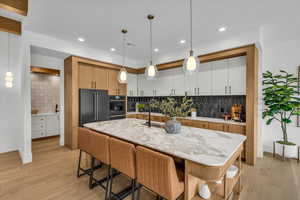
[127,73,138,96]
[135,56,246,97]
[227,56,246,95]
[198,62,213,95]
[212,59,228,95]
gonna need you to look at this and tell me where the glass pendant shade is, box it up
[118,67,127,84]
[145,64,158,80]
[183,54,199,74]
[5,72,13,88]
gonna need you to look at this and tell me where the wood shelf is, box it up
[191,172,241,200]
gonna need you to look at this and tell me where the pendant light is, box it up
[118,29,128,84]
[145,15,158,80]
[5,33,13,88]
[183,0,199,73]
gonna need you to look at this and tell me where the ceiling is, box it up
[25,0,300,64]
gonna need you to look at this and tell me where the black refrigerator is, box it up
[79,89,109,126]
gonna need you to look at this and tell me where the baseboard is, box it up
[18,150,32,164]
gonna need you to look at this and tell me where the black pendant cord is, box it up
[121,29,127,68]
[189,0,193,54]
[149,17,153,65]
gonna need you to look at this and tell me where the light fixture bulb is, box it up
[78,37,85,42]
[118,68,127,84]
[5,81,13,88]
[186,56,197,71]
[145,64,158,80]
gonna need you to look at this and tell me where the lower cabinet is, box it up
[32,114,60,139]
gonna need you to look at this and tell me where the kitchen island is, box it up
[84,118,246,200]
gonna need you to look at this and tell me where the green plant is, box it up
[262,70,300,145]
[151,97,193,118]
[137,104,145,110]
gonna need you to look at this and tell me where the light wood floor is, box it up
[0,137,299,200]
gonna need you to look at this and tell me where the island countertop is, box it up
[84,118,246,167]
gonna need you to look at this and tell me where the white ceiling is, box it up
[25,0,300,64]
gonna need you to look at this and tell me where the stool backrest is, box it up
[136,146,180,200]
[89,130,110,165]
[78,127,91,154]
[109,137,136,179]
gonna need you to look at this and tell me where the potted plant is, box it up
[137,103,145,112]
[262,70,300,158]
[152,97,193,134]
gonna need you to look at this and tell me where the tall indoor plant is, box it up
[262,70,300,157]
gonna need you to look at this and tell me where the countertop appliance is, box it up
[109,95,126,120]
[79,89,109,126]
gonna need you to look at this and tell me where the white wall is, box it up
[0,32,24,154]
[261,38,300,153]
[31,54,65,146]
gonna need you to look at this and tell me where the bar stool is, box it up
[108,137,136,200]
[77,127,92,178]
[89,130,111,200]
[136,146,184,200]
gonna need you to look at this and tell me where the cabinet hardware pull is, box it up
[197,88,200,95]
[225,86,227,94]
[194,88,196,95]
[229,86,232,94]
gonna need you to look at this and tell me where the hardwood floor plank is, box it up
[0,138,299,200]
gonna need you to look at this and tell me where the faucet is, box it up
[148,102,151,127]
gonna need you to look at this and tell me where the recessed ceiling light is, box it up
[218,27,227,32]
[78,37,85,42]
[180,40,186,44]
[154,48,159,52]
[110,48,116,52]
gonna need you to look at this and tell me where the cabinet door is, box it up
[212,59,228,95]
[108,70,119,95]
[228,56,246,95]
[157,70,173,96]
[197,62,212,95]
[78,63,95,89]
[171,68,185,96]
[46,115,60,136]
[95,68,108,90]
[127,73,137,96]
[118,83,127,96]
[184,72,198,96]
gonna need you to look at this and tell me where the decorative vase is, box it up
[165,117,181,134]
[198,184,211,199]
[275,141,297,158]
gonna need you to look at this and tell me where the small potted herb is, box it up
[152,97,193,134]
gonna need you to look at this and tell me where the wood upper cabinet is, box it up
[108,69,127,95]
[78,63,95,89]
[95,68,108,90]
[78,63,108,90]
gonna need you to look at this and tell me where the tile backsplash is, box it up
[31,73,60,113]
[127,95,246,119]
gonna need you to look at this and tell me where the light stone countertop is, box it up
[127,112,246,126]
[84,118,246,167]
[32,112,59,116]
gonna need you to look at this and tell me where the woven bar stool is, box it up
[77,127,93,178]
[108,137,136,200]
[136,146,184,200]
[89,130,111,200]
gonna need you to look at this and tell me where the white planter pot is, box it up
[275,142,298,158]
[198,184,211,199]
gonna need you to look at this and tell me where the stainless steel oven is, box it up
[109,96,126,120]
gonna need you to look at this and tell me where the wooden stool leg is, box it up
[136,183,141,200]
